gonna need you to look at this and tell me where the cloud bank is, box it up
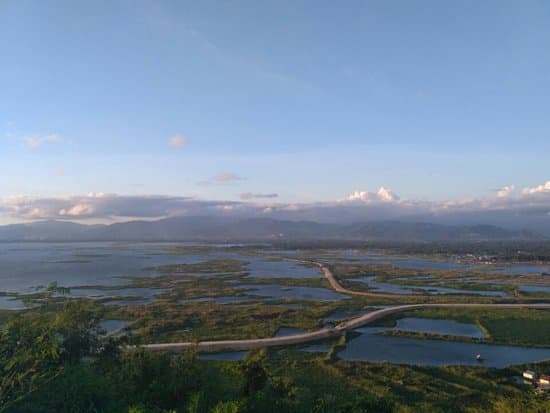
[1,180,549,233]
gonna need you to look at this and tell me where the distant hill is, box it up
[345,221,540,242]
[0,217,543,242]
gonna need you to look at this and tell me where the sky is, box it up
[0,1,549,226]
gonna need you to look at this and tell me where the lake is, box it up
[0,243,323,308]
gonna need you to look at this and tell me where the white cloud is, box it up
[0,179,549,233]
[377,186,400,202]
[497,185,515,198]
[59,204,95,217]
[522,180,550,195]
[24,134,62,148]
[347,186,400,203]
[0,194,244,222]
[168,135,189,147]
[347,190,375,202]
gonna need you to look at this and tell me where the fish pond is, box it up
[338,326,550,368]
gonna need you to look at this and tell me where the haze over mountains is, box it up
[0,217,543,242]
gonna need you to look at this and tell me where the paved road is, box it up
[139,263,550,353]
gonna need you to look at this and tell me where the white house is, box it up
[539,375,550,387]
[523,370,537,381]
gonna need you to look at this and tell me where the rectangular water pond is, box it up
[338,327,550,368]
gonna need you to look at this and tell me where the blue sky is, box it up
[1,0,549,223]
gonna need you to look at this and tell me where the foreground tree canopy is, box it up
[1,299,549,413]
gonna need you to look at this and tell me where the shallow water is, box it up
[339,250,550,276]
[0,242,213,293]
[0,243,323,299]
[493,264,550,275]
[338,327,550,368]
[245,257,319,279]
[0,295,27,310]
[66,287,169,300]
[339,251,468,270]
[354,276,508,297]
[517,284,550,293]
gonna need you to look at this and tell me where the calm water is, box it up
[493,264,550,275]
[245,257,319,279]
[518,285,550,293]
[0,242,212,293]
[338,327,550,368]
[0,243,324,309]
[66,287,169,300]
[354,276,508,297]
[339,250,550,276]
[0,296,26,310]
[339,251,468,270]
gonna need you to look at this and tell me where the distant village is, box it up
[454,253,550,269]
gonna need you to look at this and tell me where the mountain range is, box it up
[0,217,543,242]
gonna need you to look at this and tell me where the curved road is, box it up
[140,262,550,353]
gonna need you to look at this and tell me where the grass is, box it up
[393,308,550,347]
[263,349,550,413]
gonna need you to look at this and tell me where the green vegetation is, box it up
[2,302,550,413]
[2,244,550,412]
[393,308,550,347]
[331,262,550,303]
[113,298,369,343]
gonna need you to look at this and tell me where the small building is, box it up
[539,375,550,386]
[523,370,537,381]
